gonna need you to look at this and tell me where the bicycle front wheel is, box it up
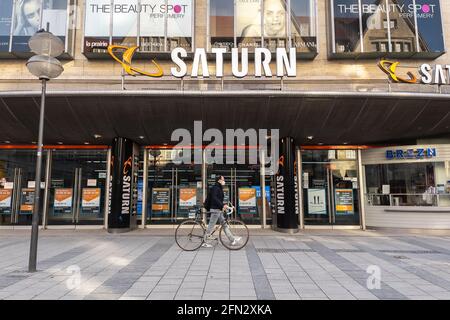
[219,219,249,250]
[175,220,205,251]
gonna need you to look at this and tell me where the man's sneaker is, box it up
[231,236,242,246]
[201,242,213,248]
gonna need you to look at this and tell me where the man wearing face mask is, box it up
[202,175,241,248]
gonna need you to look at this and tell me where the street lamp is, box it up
[26,30,64,273]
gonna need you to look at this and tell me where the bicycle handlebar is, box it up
[224,203,235,216]
[199,203,235,216]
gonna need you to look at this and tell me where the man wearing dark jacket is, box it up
[203,175,241,248]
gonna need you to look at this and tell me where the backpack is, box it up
[203,187,212,211]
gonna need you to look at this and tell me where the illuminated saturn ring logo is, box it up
[107,45,163,78]
[123,156,133,175]
[378,60,418,84]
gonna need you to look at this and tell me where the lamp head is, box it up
[26,55,64,80]
[28,30,64,57]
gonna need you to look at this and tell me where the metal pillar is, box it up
[142,148,149,228]
[260,148,267,229]
[42,149,52,229]
[296,147,304,229]
[28,79,47,272]
[357,149,367,230]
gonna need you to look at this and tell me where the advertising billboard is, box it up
[331,0,445,56]
[0,0,69,53]
[211,0,316,54]
[84,0,193,53]
[0,0,14,52]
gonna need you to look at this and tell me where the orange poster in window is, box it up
[179,188,196,207]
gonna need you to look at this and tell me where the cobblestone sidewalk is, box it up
[0,229,449,300]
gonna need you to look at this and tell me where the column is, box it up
[108,137,140,233]
[273,137,299,233]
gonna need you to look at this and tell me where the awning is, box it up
[0,90,449,146]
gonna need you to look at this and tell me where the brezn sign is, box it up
[108,45,297,78]
[386,147,437,160]
[379,60,450,85]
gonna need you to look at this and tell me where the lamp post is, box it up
[26,30,64,272]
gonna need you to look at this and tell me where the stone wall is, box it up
[0,0,449,92]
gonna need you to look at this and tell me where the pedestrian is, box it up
[202,175,241,248]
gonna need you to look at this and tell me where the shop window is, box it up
[332,0,360,54]
[235,0,263,51]
[0,0,74,58]
[166,0,192,51]
[0,0,14,54]
[84,0,194,57]
[290,0,317,56]
[112,0,138,48]
[210,0,234,51]
[330,0,445,59]
[84,0,110,54]
[140,0,165,53]
[209,0,317,58]
[365,162,450,207]
[414,0,445,56]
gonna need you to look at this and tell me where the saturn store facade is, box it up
[1,0,450,231]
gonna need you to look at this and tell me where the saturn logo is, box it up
[278,155,285,168]
[108,45,163,78]
[378,60,418,84]
[123,156,133,175]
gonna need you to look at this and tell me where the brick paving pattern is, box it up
[0,229,449,300]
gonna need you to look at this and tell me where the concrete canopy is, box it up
[0,90,449,146]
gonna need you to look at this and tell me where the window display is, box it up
[210,0,234,51]
[332,0,361,54]
[331,0,445,57]
[112,0,138,48]
[210,0,317,55]
[84,0,194,55]
[291,0,317,54]
[0,0,72,55]
[365,162,450,207]
[0,0,14,52]
[84,0,111,54]
[415,0,445,54]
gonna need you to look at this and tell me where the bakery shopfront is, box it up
[362,144,450,229]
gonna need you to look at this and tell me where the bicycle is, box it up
[175,203,249,251]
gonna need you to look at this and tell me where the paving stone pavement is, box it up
[0,229,449,300]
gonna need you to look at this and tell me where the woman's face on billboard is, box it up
[23,0,41,29]
[264,0,285,36]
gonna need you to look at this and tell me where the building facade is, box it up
[0,0,450,231]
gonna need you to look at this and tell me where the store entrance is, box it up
[0,149,45,226]
[302,149,360,226]
[146,147,269,226]
[47,150,107,226]
[206,151,265,226]
[147,149,202,224]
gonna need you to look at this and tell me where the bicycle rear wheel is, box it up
[175,220,205,251]
[219,219,249,250]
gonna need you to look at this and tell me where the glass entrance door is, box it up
[147,149,202,224]
[0,149,45,226]
[302,149,360,226]
[145,147,265,226]
[206,150,262,225]
[47,150,107,226]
